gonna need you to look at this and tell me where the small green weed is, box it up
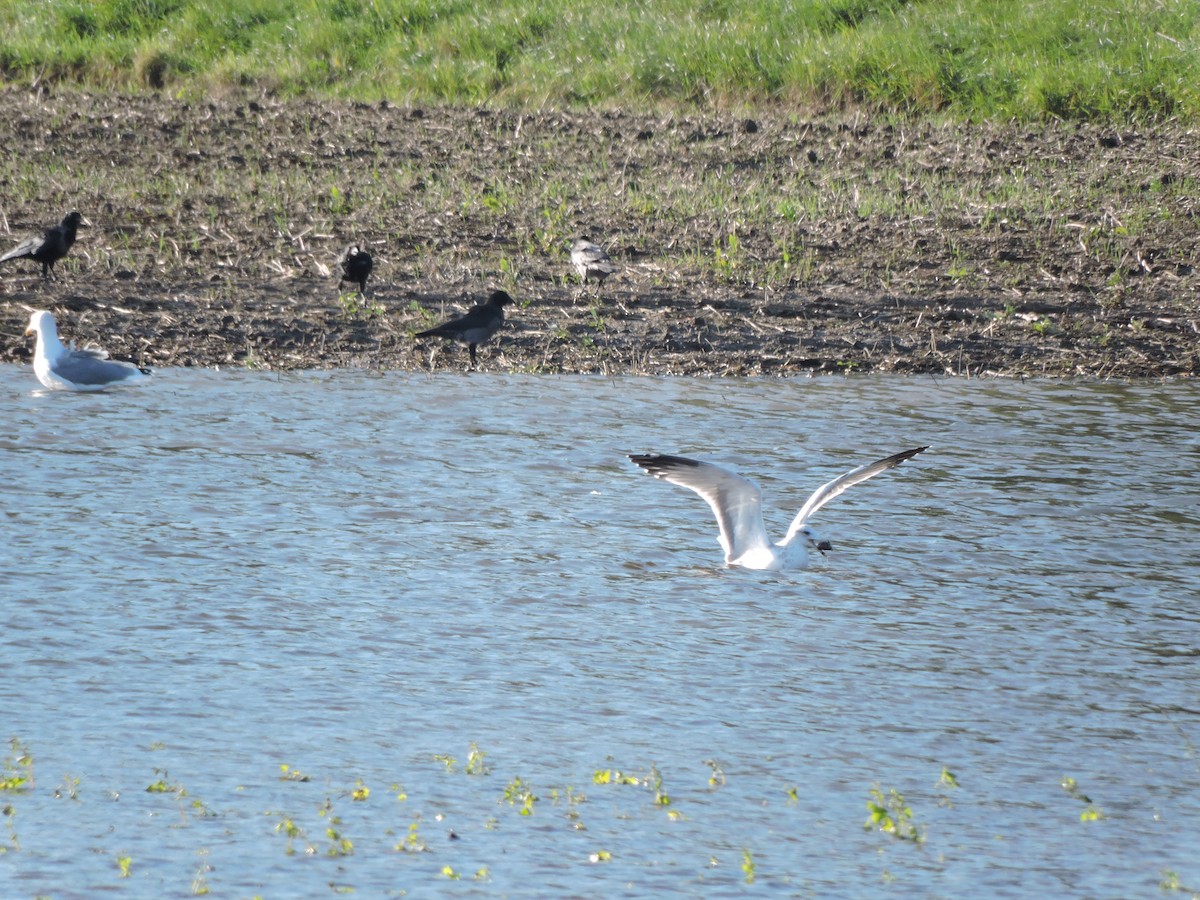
[1061,776,1105,822]
[704,758,726,788]
[713,233,742,282]
[593,769,639,786]
[1160,869,1200,893]
[319,800,354,856]
[395,817,428,853]
[191,849,212,895]
[466,743,491,776]
[339,291,384,319]
[501,776,538,815]
[741,848,756,884]
[145,768,185,795]
[1030,316,1055,335]
[864,786,923,843]
[1,739,33,792]
[275,815,305,855]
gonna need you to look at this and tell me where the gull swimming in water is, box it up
[629,446,928,570]
[24,310,151,391]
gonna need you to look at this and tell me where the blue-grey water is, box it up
[1,366,1197,898]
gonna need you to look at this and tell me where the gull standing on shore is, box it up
[24,310,151,391]
[629,447,928,570]
[570,238,618,287]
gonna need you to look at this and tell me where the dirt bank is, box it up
[1,89,1196,377]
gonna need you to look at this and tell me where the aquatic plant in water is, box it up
[864,786,924,843]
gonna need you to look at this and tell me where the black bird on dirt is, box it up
[0,211,90,279]
[416,290,513,367]
[338,244,373,293]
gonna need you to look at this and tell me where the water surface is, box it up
[2,367,1198,897]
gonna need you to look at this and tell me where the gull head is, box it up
[797,526,832,556]
[25,310,57,339]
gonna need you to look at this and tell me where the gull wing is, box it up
[576,242,605,263]
[53,350,145,386]
[68,339,109,359]
[630,454,772,563]
[783,446,928,542]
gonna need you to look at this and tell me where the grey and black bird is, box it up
[570,238,618,286]
[338,245,373,293]
[0,211,90,279]
[416,290,513,366]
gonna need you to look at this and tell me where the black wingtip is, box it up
[889,446,929,465]
[629,453,703,478]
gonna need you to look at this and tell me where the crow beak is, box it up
[80,217,93,228]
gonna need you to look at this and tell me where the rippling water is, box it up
[2,366,1197,896]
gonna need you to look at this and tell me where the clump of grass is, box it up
[0,0,1197,122]
[338,291,384,319]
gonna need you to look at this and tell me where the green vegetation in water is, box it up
[501,776,538,816]
[0,0,1198,122]
[145,768,185,794]
[1,739,34,793]
[318,796,355,856]
[465,742,491,776]
[0,740,1176,892]
[1160,869,1200,894]
[395,816,428,854]
[864,784,924,843]
[1061,776,1106,822]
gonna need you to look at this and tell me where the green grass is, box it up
[1,0,1198,121]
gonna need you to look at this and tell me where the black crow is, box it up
[416,290,513,366]
[338,244,373,293]
[1,211,90,278]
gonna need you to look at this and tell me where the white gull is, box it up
[629,446,928,570]
[24,310,151,392]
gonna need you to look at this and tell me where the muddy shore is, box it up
[1,90,1197,378]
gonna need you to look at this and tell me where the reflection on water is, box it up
[1,366,1198,895]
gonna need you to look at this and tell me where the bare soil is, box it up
[1,89,1197,377]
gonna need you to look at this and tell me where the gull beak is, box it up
[24,324,34,336]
